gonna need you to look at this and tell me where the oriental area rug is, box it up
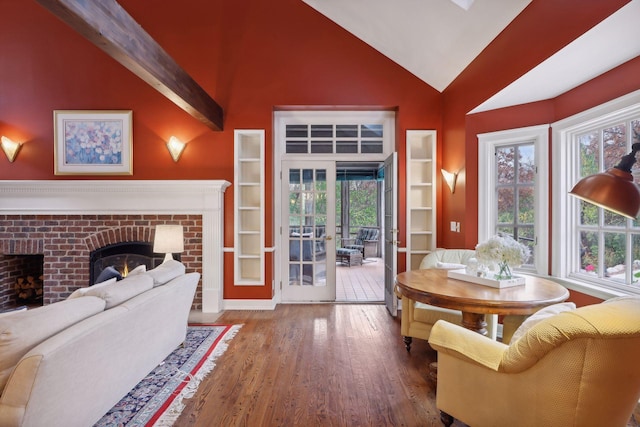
[95,324,241,427]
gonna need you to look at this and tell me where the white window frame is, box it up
[478,125,549,276]
[552,89,640,299]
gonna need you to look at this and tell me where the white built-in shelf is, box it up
[234,130,265,285]
[406,130,437,270]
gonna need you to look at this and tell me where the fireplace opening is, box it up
[89,242,179,285]
[0,254,44,310]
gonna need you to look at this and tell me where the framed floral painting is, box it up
[54,110,133,175]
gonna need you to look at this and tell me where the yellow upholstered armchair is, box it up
[428,296,640,427]
[398,249,485,351]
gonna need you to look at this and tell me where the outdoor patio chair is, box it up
[342,227,379,258]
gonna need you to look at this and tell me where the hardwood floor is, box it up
[176,304,461,426]
[180,304,640,427]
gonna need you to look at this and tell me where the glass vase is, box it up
[495,261,512,280]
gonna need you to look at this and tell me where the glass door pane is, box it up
[282,161,336,301]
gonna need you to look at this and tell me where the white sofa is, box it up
[0,260,199,427]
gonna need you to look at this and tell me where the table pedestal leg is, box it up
[461,312,487,336]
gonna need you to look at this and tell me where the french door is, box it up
[383,152,398,316]
[281,161,336,301]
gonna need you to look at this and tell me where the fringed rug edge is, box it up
[151,324,243,426]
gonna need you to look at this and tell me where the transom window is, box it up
[276,110,394,158]
[285,124,384,154]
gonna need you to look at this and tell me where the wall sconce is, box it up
[153,224,184,262]
[441,169,458,193]
[166,136,186,162]
[1,136,22,163]
[570,142,640,218]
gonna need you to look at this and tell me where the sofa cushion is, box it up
[126,264,147,277]
[436,261,467,270]
[0,306,27,319]
[419,249,476,270]
[145,259,186,287]
[510,302,577,342]
[83,274,153,309]
[67,277,117,300]
[95,266,123,284]
[0,296,106,391]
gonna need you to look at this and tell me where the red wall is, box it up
[3,0,638,302]
[463,57,640,303]
[441,1,639,304]
[440,0,631,249]
[0,0,441,300]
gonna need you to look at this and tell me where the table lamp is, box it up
[153,224,184,262]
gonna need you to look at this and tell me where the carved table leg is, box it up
[461,311,487,336]
[403,336,412,352]
[440,410,454,426]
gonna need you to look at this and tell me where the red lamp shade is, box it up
[570,167,640,219]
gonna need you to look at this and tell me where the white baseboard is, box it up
[223,298,277,310]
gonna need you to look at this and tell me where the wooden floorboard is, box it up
[175,304,462,426]
[178,304,640,427]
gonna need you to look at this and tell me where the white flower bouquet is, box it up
[475,235,530,279]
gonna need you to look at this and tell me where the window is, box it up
[495,143,536,264]
[478,125,549,275]
[278,111,393,157]
[553,90,640,297]
[285,123,384,154]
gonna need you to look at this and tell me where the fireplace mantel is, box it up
[0,180,230,313]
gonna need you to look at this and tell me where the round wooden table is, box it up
[395,268,570,335]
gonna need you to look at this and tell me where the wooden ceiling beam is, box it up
[35,0,224,131]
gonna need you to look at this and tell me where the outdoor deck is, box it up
[336,257,384,302]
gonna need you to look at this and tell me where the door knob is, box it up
[325,235,333,240]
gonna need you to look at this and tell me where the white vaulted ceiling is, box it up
[472,0,640,113]
[303,0,640,112]
[302,0,531,92]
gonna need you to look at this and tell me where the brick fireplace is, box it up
[0,250,44,309]
[0,180,230,312]
[0,215,201,310]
